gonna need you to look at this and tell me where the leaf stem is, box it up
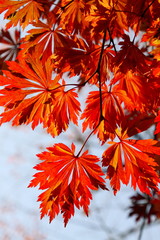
[76,124,100,157]
[138,218,145,240]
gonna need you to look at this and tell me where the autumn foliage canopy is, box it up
[0,0,160,226]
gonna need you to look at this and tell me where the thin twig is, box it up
[97,28,107,119]
[138,218,146,240]
[141,0,156,17]
[107,28,117,53]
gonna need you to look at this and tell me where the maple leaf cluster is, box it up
[0,0,160,225]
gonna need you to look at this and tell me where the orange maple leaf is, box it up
[28,143,107,226]
[2,0,44,29]
[47,82,81,136]
[20,18,70,60]
[102,129,160,195]
[111,70,149,111]
[0,56,81,136]
[58,0,87,33]
[81,84,129,142]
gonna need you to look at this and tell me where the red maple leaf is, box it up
[29,143,107,226]
[102,125,160,195]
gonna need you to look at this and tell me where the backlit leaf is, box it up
[29,143,107,226]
